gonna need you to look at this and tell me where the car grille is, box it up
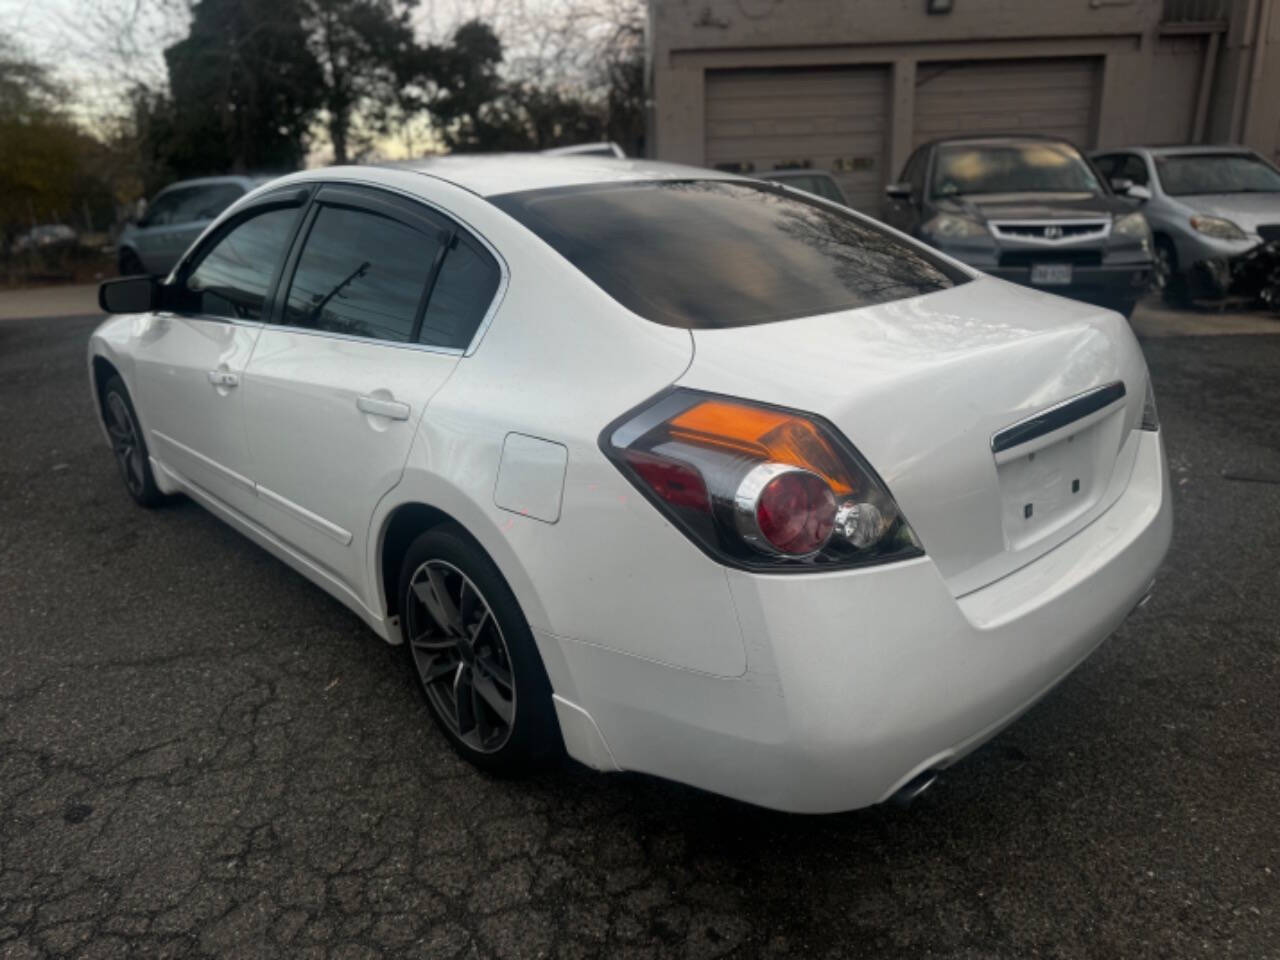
[999,250,1103,268]
[990,220,1110,243]
[1257,224,1280,243]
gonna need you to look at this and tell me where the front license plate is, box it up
[1030,263,1072,286]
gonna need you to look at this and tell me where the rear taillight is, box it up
[601,389,922,571]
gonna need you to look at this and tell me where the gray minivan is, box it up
[118,175,276,276]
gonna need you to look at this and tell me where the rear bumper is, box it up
[549,430,1171,813]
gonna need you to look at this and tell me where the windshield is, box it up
[1154,153,1280,196]
[491,180,966,329]
[932,142,1102,198]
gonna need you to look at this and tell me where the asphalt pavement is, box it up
[0,310,1277,959]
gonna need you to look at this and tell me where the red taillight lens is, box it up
[624,450,709,511]
[755,469,837,556]
[601,389,921,572]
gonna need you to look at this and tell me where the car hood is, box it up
[678,276,1150,595]
[1174,193,1280,233]
[939,193,1130,221]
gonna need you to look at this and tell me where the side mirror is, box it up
[1126,184,1152,202]
[885,182,913,201]
[99,275,161,314]
[1110,177,1134,193]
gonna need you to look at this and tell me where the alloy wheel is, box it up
[405,559,517,753]
[105,392,145,497]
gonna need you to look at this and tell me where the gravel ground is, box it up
[0,314,1277,959]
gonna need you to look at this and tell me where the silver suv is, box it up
[118,175,275,276]
[1091,146,1280,302]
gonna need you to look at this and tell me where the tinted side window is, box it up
[183,207,299,320]
[1119,155,1149,186]
[145,188,197,226]
[1092,154,1121,179]
[418,237,500,349]
[284,206,443,343]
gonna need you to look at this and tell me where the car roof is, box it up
[920,134,1083,151]
[156,174,278,194]
[382,155,742,197]
[1091,144,1257,157]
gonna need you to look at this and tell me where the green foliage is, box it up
[163,0,322,174]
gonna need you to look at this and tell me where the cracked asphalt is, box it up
[1,312,1277,959]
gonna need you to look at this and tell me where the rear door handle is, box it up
[207,370,239,388]
[357,395,411,421]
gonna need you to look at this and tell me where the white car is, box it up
[89,157,1172,813]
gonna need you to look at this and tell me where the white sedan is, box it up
[89,157,1172,813]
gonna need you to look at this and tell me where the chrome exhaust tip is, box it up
[889,770,940,808]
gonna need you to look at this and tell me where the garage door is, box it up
[913,58,1102,149]
[705,67,890,212]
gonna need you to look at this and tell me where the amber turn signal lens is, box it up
[670,399,855,495]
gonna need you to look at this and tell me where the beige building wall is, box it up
[648,0,1279,208]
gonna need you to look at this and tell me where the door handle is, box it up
[207,370,239,388]
[357,395,410,421]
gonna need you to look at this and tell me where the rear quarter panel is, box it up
[366,178,751,680]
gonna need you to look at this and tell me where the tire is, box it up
[118,248,144,276]
[100,376,166,507]
[1155,236,1188,307]
[398,523,562,775]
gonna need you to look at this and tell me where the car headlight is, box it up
[922,214,988,239]
[1114,211,1152,253]
[1189,215,1248,241]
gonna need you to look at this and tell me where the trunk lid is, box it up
[678,275,1149,595]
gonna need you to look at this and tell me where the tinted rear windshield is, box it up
[491,180,966,329]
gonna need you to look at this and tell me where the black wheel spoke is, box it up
[471,671,514,726]
[409,632,457,653]
[126,457,143,491]
[470,678,493,744]
[417,652,457,684]
[474,650,512,691]
[413,568,465,637]
[453,664,477,736]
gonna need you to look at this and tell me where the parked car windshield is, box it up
[932,141,1103,198]
[491,180,966,329]
[1154,153,1280,196]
